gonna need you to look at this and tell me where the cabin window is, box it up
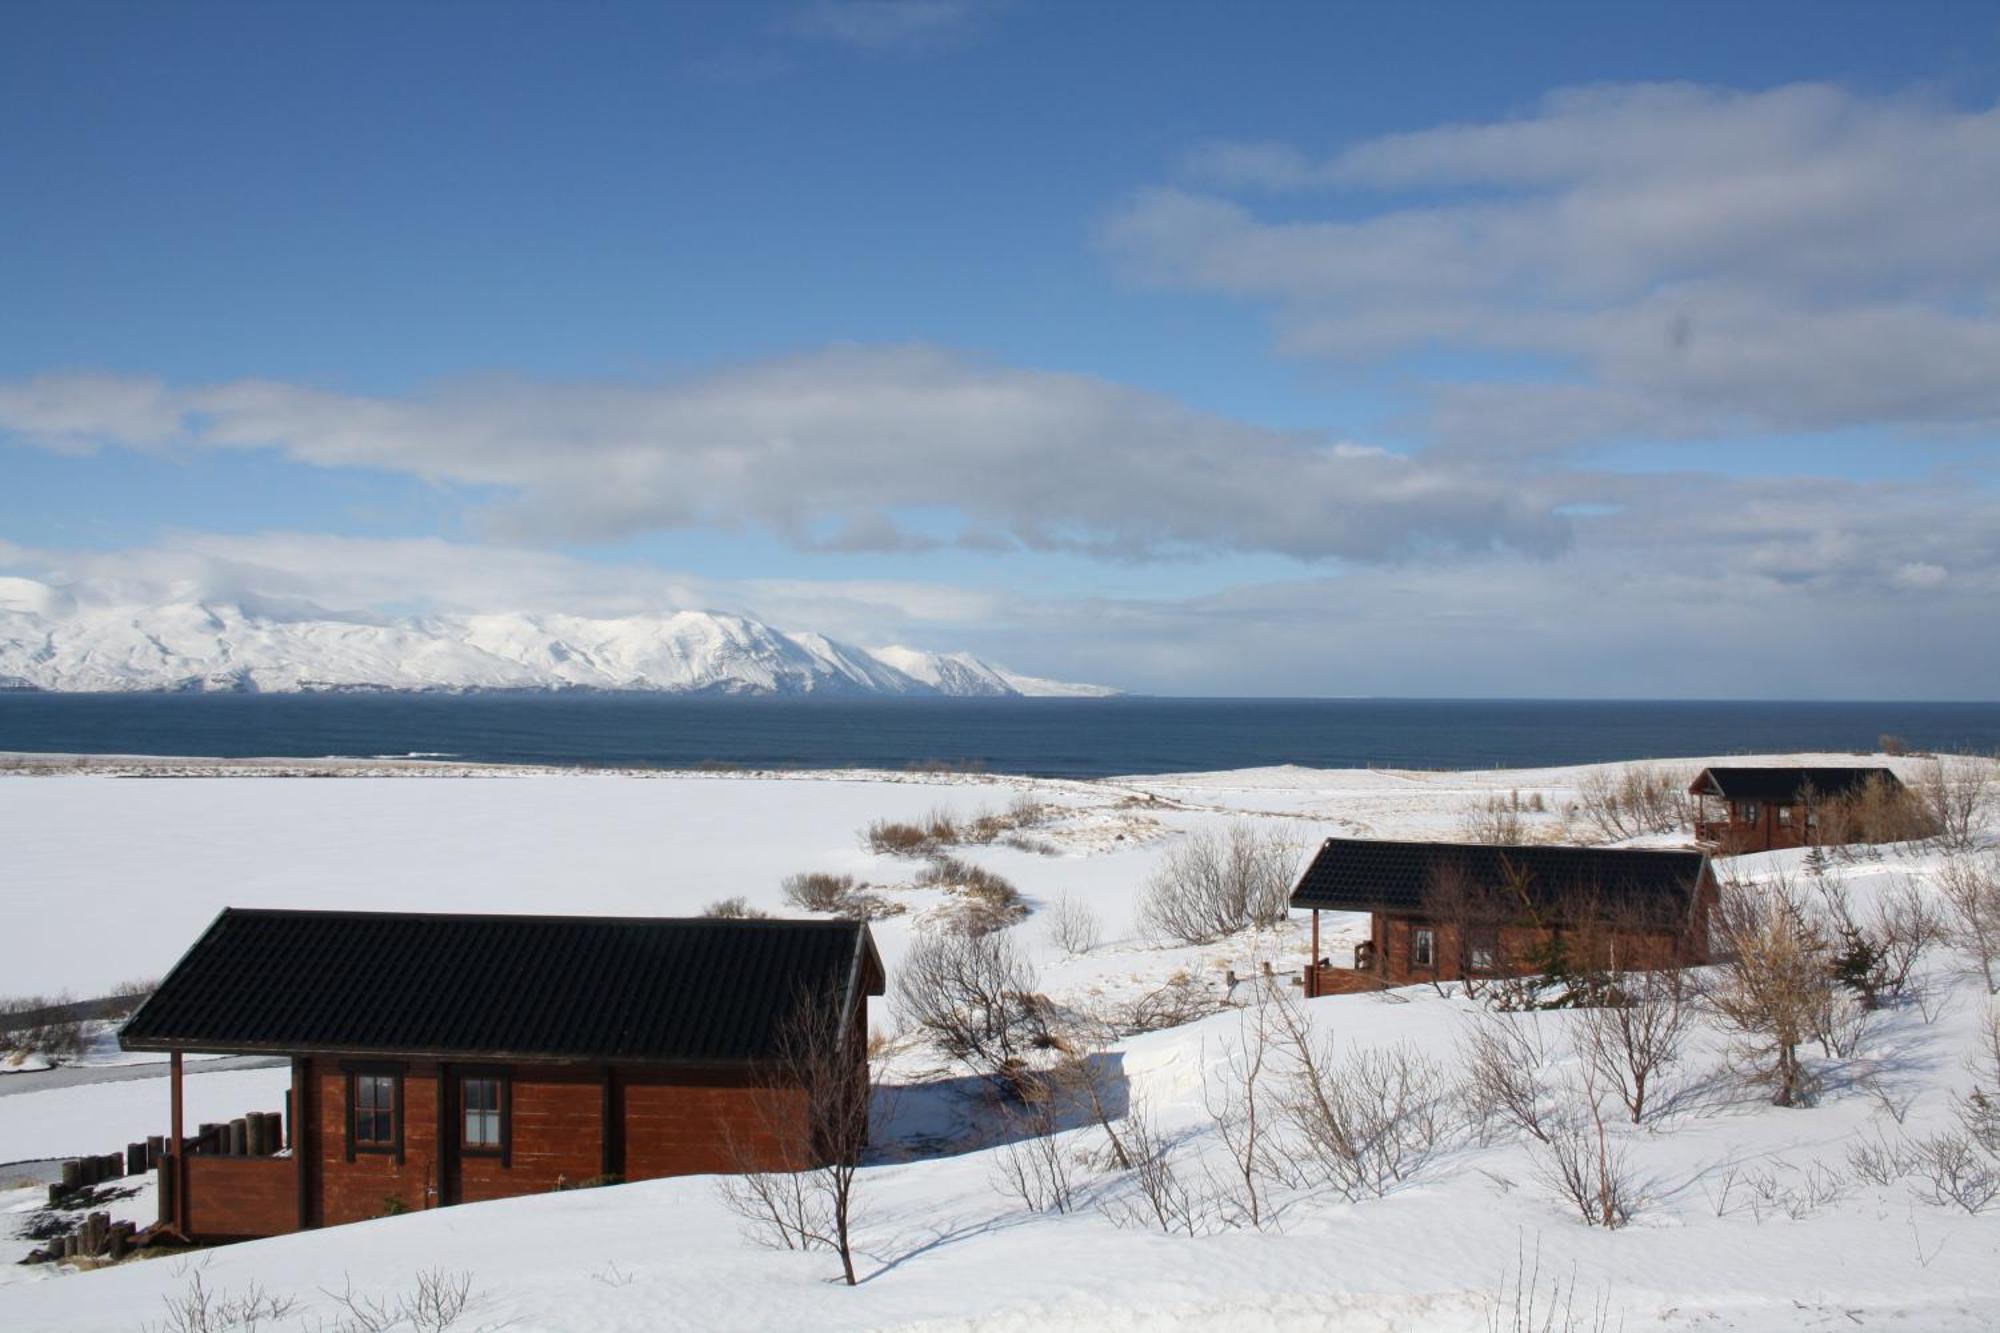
[1468,927,1499,972]
[1741,801,1761,823]
[463,1076,506,1152]
[1777,804,1794,825]
[1411,927,1436,969]
[353,1073,397,1149]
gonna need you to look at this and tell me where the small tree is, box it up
[894,927,1049,1089]
[1576,970,1694,1124]
[1705,875,1836,1107]
[1138,825,1297,946]
[715,987,874,1286]
[1941,851,2000,995]
[1044,892,1102,956]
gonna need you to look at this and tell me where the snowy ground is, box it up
[1,753,1996,1329]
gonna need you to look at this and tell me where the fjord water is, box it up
[2,694,1997,777]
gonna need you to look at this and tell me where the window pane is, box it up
[355,1075,396,1144]
[463,1078,503,1148]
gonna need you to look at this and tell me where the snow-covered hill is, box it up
[0,579,1117,697]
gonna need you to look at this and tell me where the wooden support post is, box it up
[1309,909,1320,997]
[170,1049,187,1239]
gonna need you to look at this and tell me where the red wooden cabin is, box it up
[1291,838,1716,995]
[120,909,883,1243]
[1688,766,1902,853]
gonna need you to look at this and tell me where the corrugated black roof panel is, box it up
[121,909,884,1061]
[1691,766,1901,802]
[1289,838,1708,915]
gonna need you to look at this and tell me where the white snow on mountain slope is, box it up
[0,580,1117,697]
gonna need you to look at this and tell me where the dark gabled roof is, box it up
[1288,837,1709,918]
[121,909,885,1063]
[1690,766,1901,802]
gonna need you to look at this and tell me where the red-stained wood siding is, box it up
[183,1156,298,1240]
[623,1073,813,1178]
[313,1062,440,1226]
[458,1073,605,1201]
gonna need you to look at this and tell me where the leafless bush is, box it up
[701,896,769,919]
[1484,1237,1621,1333]
[1460,792,1531,844]
[1871,876,1952,1004]
[320,1269,484,1332]
[1706,1161,1850,1222]
[779,871,904,921]
[863,808,961,856]
[1533,1081,1637,1228]
[146,1267,298,1333]
[964,796,1055,846]
[1576,972,1694,1124]
[1941,851,2000,994]
[918,855,1028,935]
[1044,892,1102,956]
[894,927,1050,1087]
[1905,1129,2000,1214]
[1815,773,1936,855]
[990,1094,1080,1214]
[714,989,875,1285]
[1274,1002,1457,1200]
[1461,1010,1559,1145]
[1100,1094,1211,1236]
[1202,998,1279,1230]
[1138,824,1299,945]
[1916,756,1994,854]
[783,871,857,912]
[1117,970,1229,1035]
[0,992,87,1063]
[1575,765,1692,842]
[1705,874,1837,1107]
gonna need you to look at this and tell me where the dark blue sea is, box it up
[1,694,1996,777]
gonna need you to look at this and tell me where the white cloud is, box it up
[782,0,1005,54]
[0,348,1573,562]
[1111,83,2000,454]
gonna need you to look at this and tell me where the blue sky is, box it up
[2,1,1997,696]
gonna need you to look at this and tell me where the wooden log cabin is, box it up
[1292,838,1717,995]
[1687,765,1903,853]
[119,909,883,1243]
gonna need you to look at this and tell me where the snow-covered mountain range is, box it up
[0,578,1117,697]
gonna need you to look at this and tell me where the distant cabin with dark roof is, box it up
[1688,766,1903,853]
[120,909,883,1244]
[1290,838,1717,995]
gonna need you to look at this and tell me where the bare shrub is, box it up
[1705,874,1837,1107]
[1105,1099,1209,1235]
[990,1093,1079,1214]
[894,928,1050,1087]
[1139,824,1298,946]
[864,808,963,857]
[1706,1161,1851,1222]
[1484,1237,1621,1333]
[782,871,857,913]
[1815,773,1936,854]
[964,797,1054,845]
[1459,792,1530,844]
[1044,892,1102,956]
[1905,1129,2000,1214]
[1201,998,1279,1230]
[1576,765,1692,842]
[1273,1001,1457,1200]
[1941,851,2000,994]
[1461,1010,1559,1145]
[1576,971,1694,1124]
[701,896,769,919]
[0,993,87,1064]
[146,1267,297,1333]
[714,989,875,1285]
[1118,970,1229,1035]
[1533,1078,1637,1228]
[321,1269,484,1332]
[1916,756,1994,854]
[918,855,1028,935]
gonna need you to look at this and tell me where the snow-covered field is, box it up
[2,754,1997,1329]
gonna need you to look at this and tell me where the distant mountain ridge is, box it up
[0,577,1119,698]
